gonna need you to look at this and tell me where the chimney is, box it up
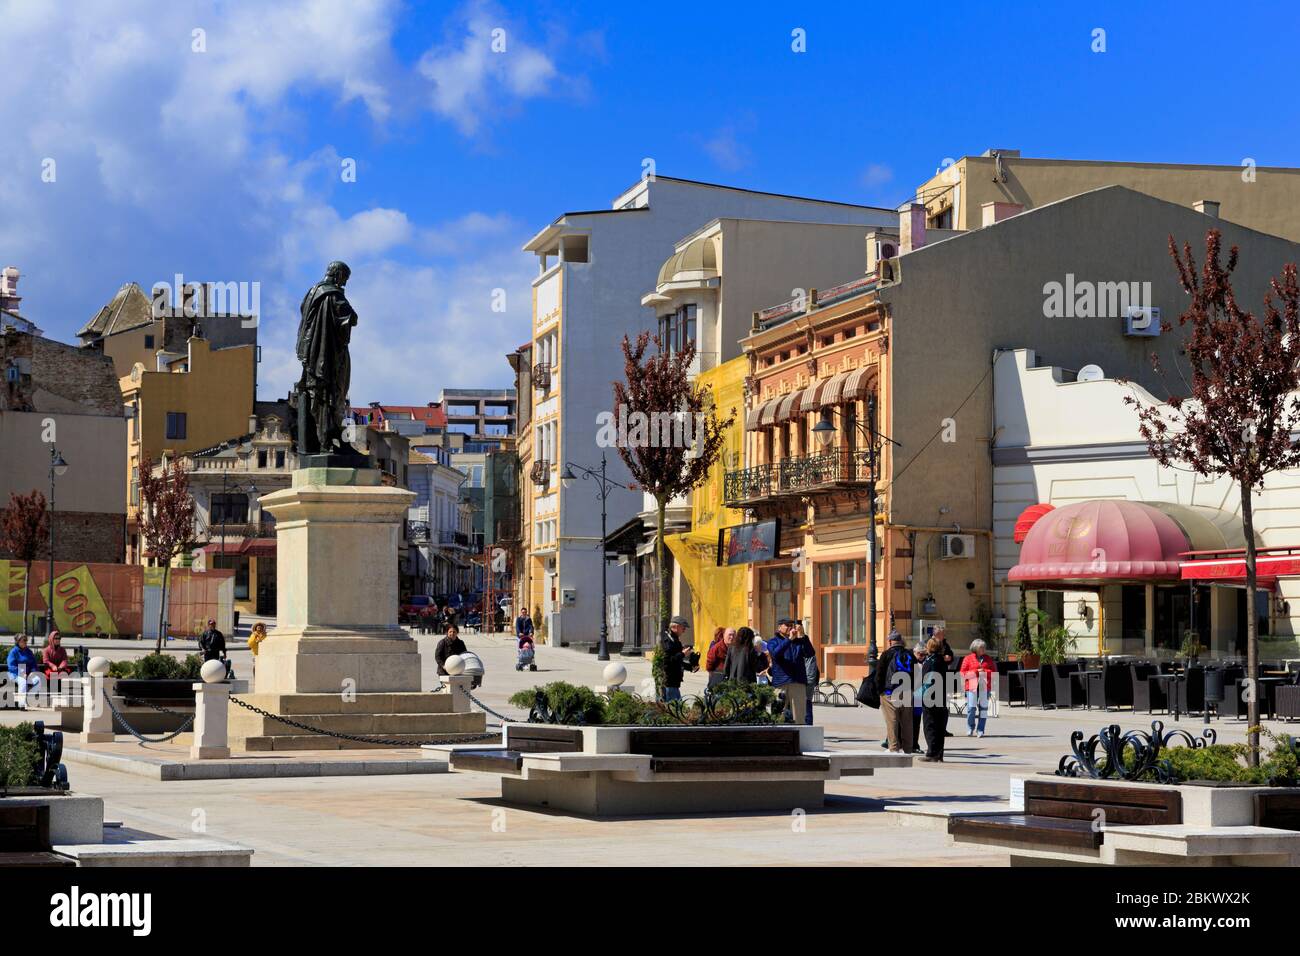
[1193,199,1220,218]
[899,203,927,253]
[980,201,1024,227]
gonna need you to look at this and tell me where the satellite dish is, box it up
[1077,364,1104,382]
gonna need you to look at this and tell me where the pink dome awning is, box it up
[1008,499,1189,585]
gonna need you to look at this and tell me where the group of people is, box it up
[874,629,997,761]
[660,615,820,724]
[5,631,74,700]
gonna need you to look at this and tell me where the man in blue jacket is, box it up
[764,617,814,724]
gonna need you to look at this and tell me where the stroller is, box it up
[516,638,537,672]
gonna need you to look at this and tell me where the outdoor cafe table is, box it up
[1004,668,1036,706]
[1073,669,1106,710]
[1150,672,1185,720]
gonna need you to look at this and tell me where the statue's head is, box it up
[325,261,351,286]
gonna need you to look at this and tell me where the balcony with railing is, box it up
[530,459,550,487]
[533,362,551,391]
[722,450,873,506]
[494,517,521,543]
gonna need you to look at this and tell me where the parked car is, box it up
[400,595,435,623]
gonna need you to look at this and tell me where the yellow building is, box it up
[665,355,748,653]
[121,335,256,563]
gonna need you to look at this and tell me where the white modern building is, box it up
[520,175,894,651]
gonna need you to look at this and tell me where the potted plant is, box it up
[1179,630,1205,666]
[1035,624,1077,666]
[1014,589,1047,668]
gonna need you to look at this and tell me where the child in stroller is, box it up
[516,636,537,671]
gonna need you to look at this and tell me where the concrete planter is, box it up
[1031,774,1285,827]
[0,790,104,844]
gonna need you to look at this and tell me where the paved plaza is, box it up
[4,631,1288,866]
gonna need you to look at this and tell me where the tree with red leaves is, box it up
[138,456,198,652]
[1,490,49,636]
[613,333,733,634]
[1127,229,1300,764]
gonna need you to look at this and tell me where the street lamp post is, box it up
[46,447,68,634]
[812,394,898,667]
[561,454,631,662]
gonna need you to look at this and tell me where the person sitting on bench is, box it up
[41,630,73,681]
[6,634,44,706]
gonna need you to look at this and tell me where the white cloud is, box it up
[417,1,559,134]
[860,163,894,189]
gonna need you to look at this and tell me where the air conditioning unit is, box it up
[939,533,975,559]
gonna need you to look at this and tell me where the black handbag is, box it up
[856,673,881,708]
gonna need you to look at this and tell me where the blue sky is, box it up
[2,0,1296,404]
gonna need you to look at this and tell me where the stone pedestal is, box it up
[228,466,488,751]
[191,682,231,760]
[255,466,419,695]
[79,676,115,744]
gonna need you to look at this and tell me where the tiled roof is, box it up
[78,282,154,339]
[351,403,447,428]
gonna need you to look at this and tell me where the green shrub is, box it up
[0,723,42,789]
[508,681,605,724]
[1143,730,1300,785]
[106,653,204,681]
[602,690,651,725]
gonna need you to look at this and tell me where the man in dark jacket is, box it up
[658,616,695,701]
[765,618,814,724]
[198,619,227,663]
[874,630,915,753]
[515,609,535,647]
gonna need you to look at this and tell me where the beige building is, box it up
[913,148,1300,242]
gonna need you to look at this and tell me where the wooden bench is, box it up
[451,727,583,776]
[0,805,75,868]
[1256,791,1300,830]
[436,723,910,817]
[949,779,1182,859]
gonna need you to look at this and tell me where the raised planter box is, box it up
[428,723,911,817]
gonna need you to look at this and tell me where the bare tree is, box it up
[1127,229,1300,763]
[613,332,732,633]
[1,490,49,635]
[138,456,198,652]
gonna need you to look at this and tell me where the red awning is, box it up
[1013,503,1055,544]
[1009,499,1189,584]
[200,538,276,557]
[1179,547,1300,586]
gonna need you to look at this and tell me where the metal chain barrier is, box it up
[229,695,498,747]
[465,689,519,725]
[105,694,195,745]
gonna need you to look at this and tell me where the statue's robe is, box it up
[293,281,357,454]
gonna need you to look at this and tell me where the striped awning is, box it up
[844,365,876,400]
[800,379,827,412]
[774,391,802,423]
[820,372,852,406]
[745,396,782,430]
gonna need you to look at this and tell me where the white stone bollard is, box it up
[440,674,473,713]
[80,657,115,744]
[595,662,629,694]
[191,660,232,759]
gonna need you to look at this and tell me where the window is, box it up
[144,334,155,349]
[212,555,250,600]
[816,561,867,645]
[165,412,187,440]
[257,449,268,468]
[275,450,286,469]
[759,568,799,640]
[659,304,697,354]
[211,493,249,525]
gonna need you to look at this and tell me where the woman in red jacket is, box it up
[960,639,998,737]
[705,627,732,688]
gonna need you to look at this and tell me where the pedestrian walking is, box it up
[434,624,468,676]
[657,615,696,702]
[874,630,915,753]
[198,618,227,664]
[919,634,950,762]
[960,638,997,738]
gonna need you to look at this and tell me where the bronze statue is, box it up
[293,261,358,457]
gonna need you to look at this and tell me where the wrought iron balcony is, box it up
[530,459,550,486]
[722,450,874,506]
[533,362,551,391]
[406,520,430,543]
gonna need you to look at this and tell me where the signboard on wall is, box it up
[718,519,780,566]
